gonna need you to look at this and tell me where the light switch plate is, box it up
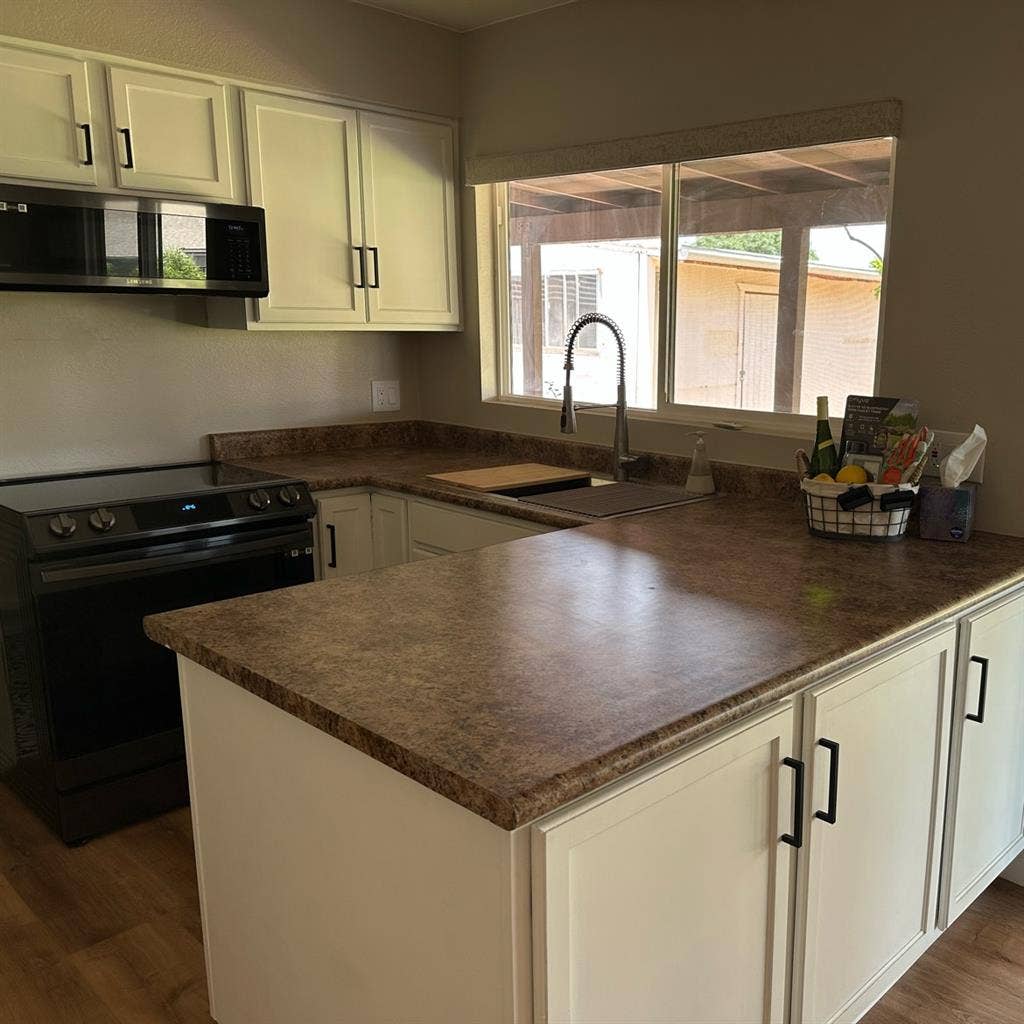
[371,380,401,412]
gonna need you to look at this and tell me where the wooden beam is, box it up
[774,227,810,413]
[679,165,776,195]
[516,180,622,208]
[773,151,868,185]
[588,171,663,194]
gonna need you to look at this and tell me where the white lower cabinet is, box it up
[370,493,409,568]
[792,627,955,1024]
[315,489,548,577]
[316,492,373,579]
[940,592,1024,926]
[532,704,798,1024]
[532,626,959,1024]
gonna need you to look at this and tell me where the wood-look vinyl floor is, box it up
[1,778,1022,1024]
[0,783,212,1023]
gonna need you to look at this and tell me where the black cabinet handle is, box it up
[118,127,134,169]
[815,738,840,825]
[326,523,338,569]
[79,124,93,166]
[966,655,989,723]
[781,757,805,848]
[368,246,381,288]
[354,246,366,288]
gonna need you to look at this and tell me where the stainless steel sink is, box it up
[489,478,717,518]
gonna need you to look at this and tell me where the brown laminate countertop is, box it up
[219,444,598,529]
[145,448,1024,829]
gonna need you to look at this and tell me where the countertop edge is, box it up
[145,570,1024,831]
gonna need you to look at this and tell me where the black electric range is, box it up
[0,462,316,843]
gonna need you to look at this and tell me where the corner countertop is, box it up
[216,444,596,530]
[144,456,1024,829]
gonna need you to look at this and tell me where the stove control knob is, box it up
[88,507,117,532]
[48,513,77,538]
[278,484,303,507]
[248,488,272,511]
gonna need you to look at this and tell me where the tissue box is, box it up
[918,482,977,542]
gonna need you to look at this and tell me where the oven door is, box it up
[30,525,313,790]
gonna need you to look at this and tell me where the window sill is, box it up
[484,395,826,442]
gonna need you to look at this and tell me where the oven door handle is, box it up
[38,530,312,584]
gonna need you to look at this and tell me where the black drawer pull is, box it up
[781,757,805,848]
[326,523,338,569]
[354,246,366,288]
[966,655,989,723]
[368,246,380,288]
[118,127,134,169]
[815,738,840,825]
[79,123,93,166]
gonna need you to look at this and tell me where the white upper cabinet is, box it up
[243,91,365,324]
[0,44,97,185]
[941,592,1024,926]
[107,66,234,199]
[359,112,460,327]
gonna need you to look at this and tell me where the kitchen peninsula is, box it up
[145,455,1024,1024]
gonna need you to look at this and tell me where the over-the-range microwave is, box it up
[0,184,269,297]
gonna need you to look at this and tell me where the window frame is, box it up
[488,146,894,438]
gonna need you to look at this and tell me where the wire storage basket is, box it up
[801,479,918,541]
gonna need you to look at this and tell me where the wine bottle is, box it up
[808,396,838,478]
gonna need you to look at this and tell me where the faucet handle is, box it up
[560,384,578,434]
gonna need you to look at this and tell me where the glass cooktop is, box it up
[0,463,294,514]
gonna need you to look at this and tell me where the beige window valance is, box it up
[464,99,902,185]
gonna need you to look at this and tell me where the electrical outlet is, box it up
[371,380,400,413]
[922,428,986,483]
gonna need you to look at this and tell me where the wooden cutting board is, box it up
[427,463,591,492]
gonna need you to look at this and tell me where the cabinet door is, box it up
[317,494,373,579]
[359,113,459,327]
[533,705,797,1024]
[0,44,96,185]
[244,91,366,325]
[941,593,1024,925]
[794,628,955,1024]
[107,66,233,198]
[370,493,409,568]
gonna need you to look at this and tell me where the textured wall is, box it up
[0,0,459,116]
[0,1,455,477]
[422,0,1024,534]
[0,293,420,476]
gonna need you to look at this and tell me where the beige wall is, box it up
[421,0,1023,534]
[0,0,457,477]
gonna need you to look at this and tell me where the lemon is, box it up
[813,473,835,482]
[836,465,869,485]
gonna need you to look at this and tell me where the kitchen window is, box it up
[493,137,894,426]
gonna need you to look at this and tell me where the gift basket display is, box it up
[797,396,932,542]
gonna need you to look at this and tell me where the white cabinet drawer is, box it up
[407,501,540,554]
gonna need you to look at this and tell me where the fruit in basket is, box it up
[813,473,835,482]
[836,464,869,485]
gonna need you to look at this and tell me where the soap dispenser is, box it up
[685,431,716,495]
